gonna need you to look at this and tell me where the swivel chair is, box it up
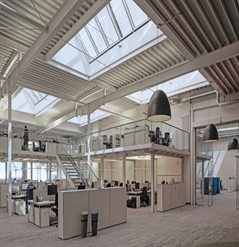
[162,132,170,146]
[33,142,40,152]
[50,192,58,227]
[140,187,149,207]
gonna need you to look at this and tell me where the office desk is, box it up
[127,190,157,207]
[127,191,142,208]
[30,201,55,227]
[7,195,27,215]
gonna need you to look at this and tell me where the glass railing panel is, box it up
[74,118,189,153]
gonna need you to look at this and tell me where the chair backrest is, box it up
[33,142,35,149]
[55,192,58,208]
[142,187,147,199]
[155,127,160,137]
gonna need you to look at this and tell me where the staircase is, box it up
[57,154,88,187]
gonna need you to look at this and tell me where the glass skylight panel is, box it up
[24,88,46,104]
[125,0,149,28]
[97,7,119,45]
[110,1,132,37]
[79,28,97,59]
[87,19,107,53]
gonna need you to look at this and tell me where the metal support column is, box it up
[30,162,33,180]
[151,154,155,213]
[49,160,52,183]
[7,82,12,216]
[101,158,104,182]
[202,160,205,199]
[190,103,196,205]
[87,109,91,167]
[5,162,7,183]
[122,156,126,186]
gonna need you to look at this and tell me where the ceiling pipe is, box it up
[183,90,239,106]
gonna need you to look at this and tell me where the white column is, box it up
[87,109,91,167]
[190,103,196,205]
[101,158,104,181]
[49,160,52,183]
[151,153,155,213]
[7,83,12,216]
[122,156,126,186]
[202,160,205,199]
[30,162,33,180]
[5,162,7,183]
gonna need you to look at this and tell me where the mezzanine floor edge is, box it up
[82,143,190,160]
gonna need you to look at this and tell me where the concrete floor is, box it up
[0,190,238,247]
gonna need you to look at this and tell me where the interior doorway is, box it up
[196,155,211,206]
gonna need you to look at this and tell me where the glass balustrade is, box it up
[71,119,189,155]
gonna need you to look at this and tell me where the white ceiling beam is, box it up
[0,36,44,60]
[134,0,225,94]
[37,41,239,133]
[1,51,18,77]
[99,106,133,120]
[134,0,194,60]
[1,86,23,111]
[0,1,47,32]
[1,0,86,95]
[0,35,28,53]
[76,86,102,102]
[44,0,111,62]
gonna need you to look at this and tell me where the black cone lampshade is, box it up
[147,90,171,122]
[228,138,239,151]
[203,124,219,142]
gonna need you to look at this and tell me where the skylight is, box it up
[68,109,110,126]
[126,71,209,104]
[12,89,59,116]
[51,0,150,76]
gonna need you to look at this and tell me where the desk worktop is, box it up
[33,201,55,206]
[9,194,27,199]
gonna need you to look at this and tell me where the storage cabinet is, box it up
[157,183,186,212]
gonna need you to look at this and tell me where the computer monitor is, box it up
[47,184,57,195]
[114,181,118,186]
[78,185,86,190]
[131,181,136,184]
[12,186,19,191]
[21,182,29,191]
[145,181,149,183]
[135,182,140,190]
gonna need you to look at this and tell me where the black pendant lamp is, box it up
[203,124,219,142]
[228,138,239,151]
[147,90,171,122]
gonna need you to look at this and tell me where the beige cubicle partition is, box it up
[58,187,127,240]
[0,184,8,207]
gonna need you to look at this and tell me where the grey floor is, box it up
[0,191,239,247]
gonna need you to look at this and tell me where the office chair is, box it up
[39,140,45,152]
[140,187,149,207]
[148,130,157,143]
[50,192,58,227]
[162,132,170,146]
[32,142,40,151]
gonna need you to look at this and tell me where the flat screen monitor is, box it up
[78,185,86,190]
[135,182,140,190]
[131,181,136,184]
[21,183,29,191]
[114,181,118,186]
[47,184,57,195]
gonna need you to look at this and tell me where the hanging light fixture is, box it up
[203,124,219,142]
[228,138,239,151]
[147,90,171,122]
